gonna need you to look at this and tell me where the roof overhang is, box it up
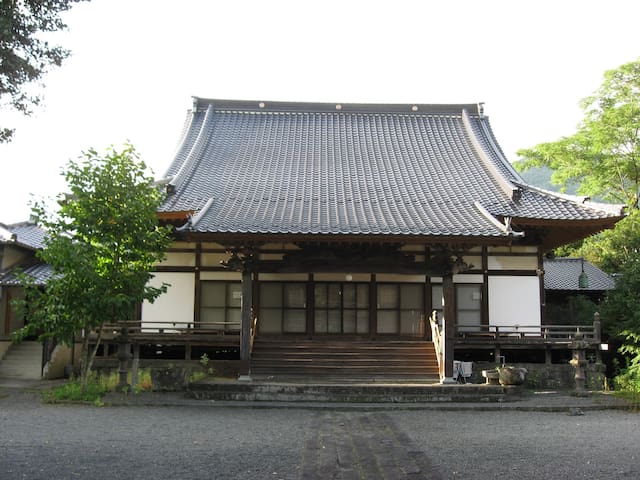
[511,216,624,250]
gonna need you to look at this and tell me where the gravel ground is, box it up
[1,389,639,479]
[0,390,310,480]
[391,409,640,479]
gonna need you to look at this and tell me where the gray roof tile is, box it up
[0,222,46,250]
[160,98,624,239]
[544,258,615,291]
[0,263,53,286]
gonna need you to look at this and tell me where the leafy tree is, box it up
[516,59,640,390]
[516,58,640,209]
[1,0,87,142]
[600,259,640,391]
[600,258,640,336]
[613,331,640,394]
[516,59,640,271]
[14,144,172,392]
[579,209,640,273]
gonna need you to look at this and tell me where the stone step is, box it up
[0,342,42,380]
[186,381,515,403]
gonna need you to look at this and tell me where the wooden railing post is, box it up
[593,312,601,343]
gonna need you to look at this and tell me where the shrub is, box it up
[614,331,640,394]
[42,369,153,404]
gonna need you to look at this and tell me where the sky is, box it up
[1,0,639,224]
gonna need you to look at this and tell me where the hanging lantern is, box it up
[578,257,589,289]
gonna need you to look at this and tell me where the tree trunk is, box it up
[80,326,103,394]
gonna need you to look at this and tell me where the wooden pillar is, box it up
[307,274,315,337]
[193,242,202,325]
[370,274,377,337]
[240,269,252,361]
[442,272,455,380]
[481,246,489,326]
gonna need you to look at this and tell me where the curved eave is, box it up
[512,215,624,250]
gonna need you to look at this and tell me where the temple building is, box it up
[141,98,623,382]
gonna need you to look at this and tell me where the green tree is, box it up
[601,258,640,336]
[1,0,87,142]
[516,59,640,391]
[516,59,640,271]
[579,209,640,273]
[516,58,640,209]
[14,144,171,392]
[601,259,640,391]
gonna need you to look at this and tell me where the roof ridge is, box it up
[193,97,482,116]
[462,109,520,202]
[168,104,215,194]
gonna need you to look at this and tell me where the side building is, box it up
[0,221,51,360]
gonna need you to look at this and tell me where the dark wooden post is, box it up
[593,312,603,364]
[593,312,601,343]
[115,325,131,392]
[240,269,252,362]
[442,272,455,381]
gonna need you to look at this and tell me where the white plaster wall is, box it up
[487,256,538,270]
[200,271,241,281]
[141,272,194,329]
[452,274,483,284]
[1,246,28,270]
[157,252,196,267]
[488,276,541,332]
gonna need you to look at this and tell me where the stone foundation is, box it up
[472,362,606,390]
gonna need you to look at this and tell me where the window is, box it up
[430,283,482,332]
[259,283,307,334]
[314,283,369,334]
[456,284,482,332]
[200,282,242,332]
[431,284,443,323]
[376,283,424,336]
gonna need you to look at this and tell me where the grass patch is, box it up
[612,390,640,404]
[42,377,108,404]
[42,369,154,405]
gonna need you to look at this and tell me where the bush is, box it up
[613,331,640,394]
[43,377,109,403]
[42,369,153,404]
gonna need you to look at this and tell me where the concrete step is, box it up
[0,342,42,380]
[186,381,516,403]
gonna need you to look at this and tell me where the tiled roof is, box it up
[543,258,615,291]
[0,263,53,286]
[160,98,624,240]
[0,221,47,250]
